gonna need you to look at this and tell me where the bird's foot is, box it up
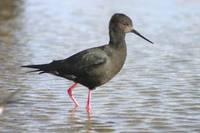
[69,95,80,107]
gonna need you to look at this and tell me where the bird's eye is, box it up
[123,23,129,26]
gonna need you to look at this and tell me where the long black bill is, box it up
[131,29,153,44]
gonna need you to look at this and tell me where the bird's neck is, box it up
[109,29,126,47]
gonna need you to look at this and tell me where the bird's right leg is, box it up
[67,83,79,107]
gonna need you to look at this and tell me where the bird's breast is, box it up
[96,45,127,84]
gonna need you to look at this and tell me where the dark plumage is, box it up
[22,13,153,112]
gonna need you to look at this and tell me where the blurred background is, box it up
[0,0,200,132]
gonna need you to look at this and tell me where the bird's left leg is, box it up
[67,83,79,107]
[86,89,92,113]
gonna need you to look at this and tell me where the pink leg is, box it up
[67,83,79,107]
[86,89,92,113]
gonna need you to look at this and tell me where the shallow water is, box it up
[0,0,200,132]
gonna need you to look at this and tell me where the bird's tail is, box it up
[21,64,50,74]
[22,60,63,74]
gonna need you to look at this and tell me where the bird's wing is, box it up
[77,51,107,70]
[61,47,108,77]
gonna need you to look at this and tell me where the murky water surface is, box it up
[0,0,200,132]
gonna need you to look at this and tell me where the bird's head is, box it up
[109,13,153,44]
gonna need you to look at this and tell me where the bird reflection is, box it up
[67,109,114,133]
